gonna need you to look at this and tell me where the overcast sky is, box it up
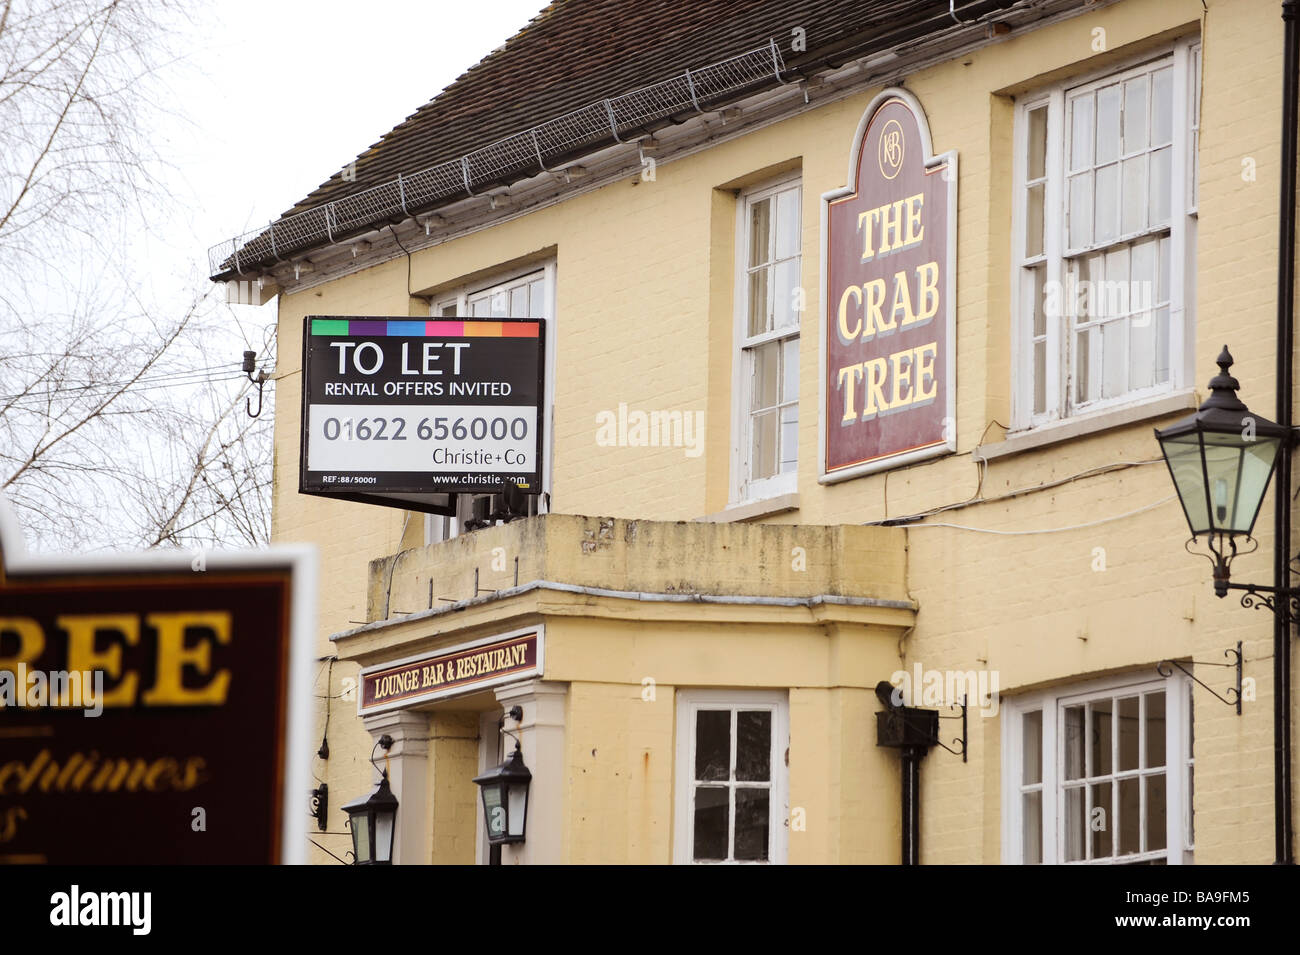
[158,0,549,300]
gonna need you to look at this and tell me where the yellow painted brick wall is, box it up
[428,712,480,864]
[563,680,675,864]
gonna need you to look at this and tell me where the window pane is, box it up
[1147,773,1168,852]
[1023,790,1043,864]
[736,711,772,781]
[1123,75,1149,152]
[1070,94,1094,171]
[1156,307,1170,384]
[1102,244,1130,319]
[1064,786,1086,861]
[1064,705,1085,780]
[510,286,527,317]
[1023,710,1043,785]
[1121,155,1148,234]
[1090,698,1113,777]
[1091,781,1113,859]
[749,198,771,268]
[752,342,778,410]
[695,711,730,781]
[1101,319,1127,398]
[747,269,770,337]
[1130,304,1158,390]
[780,405,798,475]
[775,188,800,260]
[1118,696,1140,771]
[1026,183,1045,258]
[1131,236,1158,301]
[1096,84,1122,164]
[1033,340,1047,415]
[471,298,492,317]
[1069,174,1092,248]
[751,410,778,481]
[734,788,770,861]
[1146,691,1166,768]
[528,278,545,316]
[1119,777,1141,855]
[1094,164,1119,244]
[1071,253,1097,323]
[693,786,729,860]
[773,259,801,329]
[439,303,458,318]
[1149,146,1172,225]
[1076,326,1096,404]
[1031,264,1047,337]
[1158,235,1171,302]
[1028,105,1048,180]
[781,337,799,402]
[1152,67,1174,145]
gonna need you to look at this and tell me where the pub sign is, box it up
[820,89,957,482]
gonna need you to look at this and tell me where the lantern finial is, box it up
[1203,346,1247,413]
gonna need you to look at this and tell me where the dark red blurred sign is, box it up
[821,89,957,481]
[0,501,314,864]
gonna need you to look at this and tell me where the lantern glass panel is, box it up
[1161,432,1210,533]
[1201,431,1280,534]
[351,813,371,864]
[507,782,528,838]
[482,785,505,839]
[375,809,394,863]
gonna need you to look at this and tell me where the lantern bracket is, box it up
[1156,641,1243,715]
[935,695,968,762]
[1185,533,1259,598]
[309,782,328,831]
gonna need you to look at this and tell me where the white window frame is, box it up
[731,176,802,504]
[673,689,789,865]
[1001,670,1193,865]
[425,261,556,544]
[1011,38,1199,431]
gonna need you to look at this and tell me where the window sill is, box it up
[975,389,1197,463]
[696,492,800,523]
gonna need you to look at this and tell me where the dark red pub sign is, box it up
[0,505,314,864]
[821,89,957,481]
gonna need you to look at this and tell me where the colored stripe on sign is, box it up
[311,319,350,336]
[309,319,541,337]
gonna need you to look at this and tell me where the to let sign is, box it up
[300,316,546,508]
[359,628,542,715]
[820,90,957,481]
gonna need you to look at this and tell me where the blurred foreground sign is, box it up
[0,499,315,864]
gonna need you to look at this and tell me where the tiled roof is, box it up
[278,0,1018,220]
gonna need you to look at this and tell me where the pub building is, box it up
[211,0,1300,864]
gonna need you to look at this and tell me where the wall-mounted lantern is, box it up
[472,707,531,849]
[342,734,398,865]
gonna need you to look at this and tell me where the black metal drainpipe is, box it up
[1276,0,1299,867]
[900,746,923,865]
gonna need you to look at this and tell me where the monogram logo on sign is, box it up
[878,119,904,180]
